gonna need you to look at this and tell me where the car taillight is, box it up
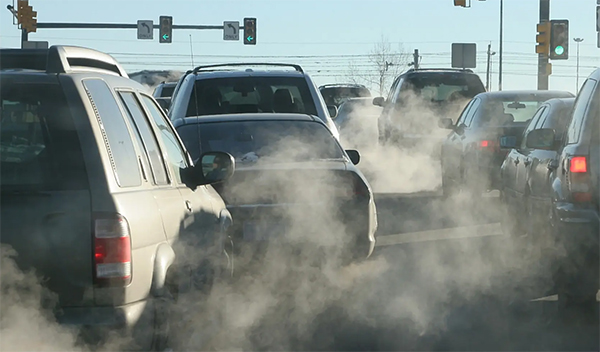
[568,156,592,203]
[478,139,500,152]
[93,213,132,285]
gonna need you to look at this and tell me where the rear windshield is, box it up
[186,76,318,117]
[176,120,343,163]
[474,95,570,127]
[320,87,371,107]
[1,81,87,191]
[399,73,485,103]
[159,85,175,98]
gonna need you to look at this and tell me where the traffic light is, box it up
[454,0,467,7]
[535,22,550,55]
[243,18,257,45]
[159,16,172,43]
[550,19,569,60]
[17,0,37,33]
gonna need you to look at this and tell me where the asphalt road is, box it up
[185,191,599,351]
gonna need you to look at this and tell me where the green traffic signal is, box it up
[554,45,564,56]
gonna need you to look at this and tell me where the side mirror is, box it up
[499,135,518,149]
[327,105,338,119]
[372,97,385,107]
[438,117,454,130]
[525,128,556,150]
[194,151,235,185]
[345,149,360,165]
[155,97,171,113]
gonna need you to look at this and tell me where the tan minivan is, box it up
[0,45,235,350]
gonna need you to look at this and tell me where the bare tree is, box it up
[345,36,410,97]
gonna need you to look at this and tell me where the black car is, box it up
[439,90,574,197]
[174,113,378,266]
[373,68,486,147]
[500,97,575,237]
[547,69,600,304]
[319,84,372,108]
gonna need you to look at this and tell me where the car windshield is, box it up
[0,81,87,191]
[320,87,371,107]
[176,120,344,163]
[186,76,318,117]
[475,95,567,127]
[399,73,485,103]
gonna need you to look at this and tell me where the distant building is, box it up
[128,70,183,87]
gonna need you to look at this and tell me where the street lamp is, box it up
[574,37,584,92]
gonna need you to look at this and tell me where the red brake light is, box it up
[480,140,489,148]
[570,156,587,173]
[93,214,132,285]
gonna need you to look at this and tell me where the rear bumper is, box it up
[227,198,377,262]
[55,300,153,347]
[552,201,600,296]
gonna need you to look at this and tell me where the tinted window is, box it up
[141,95,188,184]
[320,86,371,107]
[1,82,87,190]
[521,107,546,149]
[473,95,567,127]
[186,76,318,117]
[160,85,175,98]
[176,120,344,163]
[400,73,485,102]
[542,102,574,136]
[455,98,475,125]
[83,79,141,187]
[465,98,481,126]
[119,92,169,185]
[567,79,597,144]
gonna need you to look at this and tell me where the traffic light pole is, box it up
[21,28,28,47]
[35,22,233,30]
[538,0,550,90]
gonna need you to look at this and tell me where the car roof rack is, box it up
[319,83,368,88]
[404,67,474,74]
[192,63,304,74]
[0,45,128,77]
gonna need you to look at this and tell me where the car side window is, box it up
[464,98,481,127]
[520,106,547,149]
[118,91,170,185]
[455,99,475,126]
[567,79,597,144]
[140,94,188,184]
[82,79,141,188]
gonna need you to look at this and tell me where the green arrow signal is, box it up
[246,35,254,42]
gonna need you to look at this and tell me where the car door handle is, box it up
[514,158,520,165]
[524,159,531,166]
[185,200,192,212]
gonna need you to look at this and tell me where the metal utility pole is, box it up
[486,43,496,91]
[499,0,504,91]
[413,49,420,69]
[574,37,584,92]
[538,0,550,90]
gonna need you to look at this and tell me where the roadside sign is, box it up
[451,43,477,68]
[137,20,153,40]
[223,21,239,41]
[22,40,48,49]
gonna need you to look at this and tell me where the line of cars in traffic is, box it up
[370,65,599,303]
[0,46,378,350]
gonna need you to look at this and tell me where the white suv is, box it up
[168,63,340,141]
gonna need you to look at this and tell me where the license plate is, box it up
[243,222,286,241]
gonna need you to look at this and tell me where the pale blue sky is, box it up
[1,0,597,94]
